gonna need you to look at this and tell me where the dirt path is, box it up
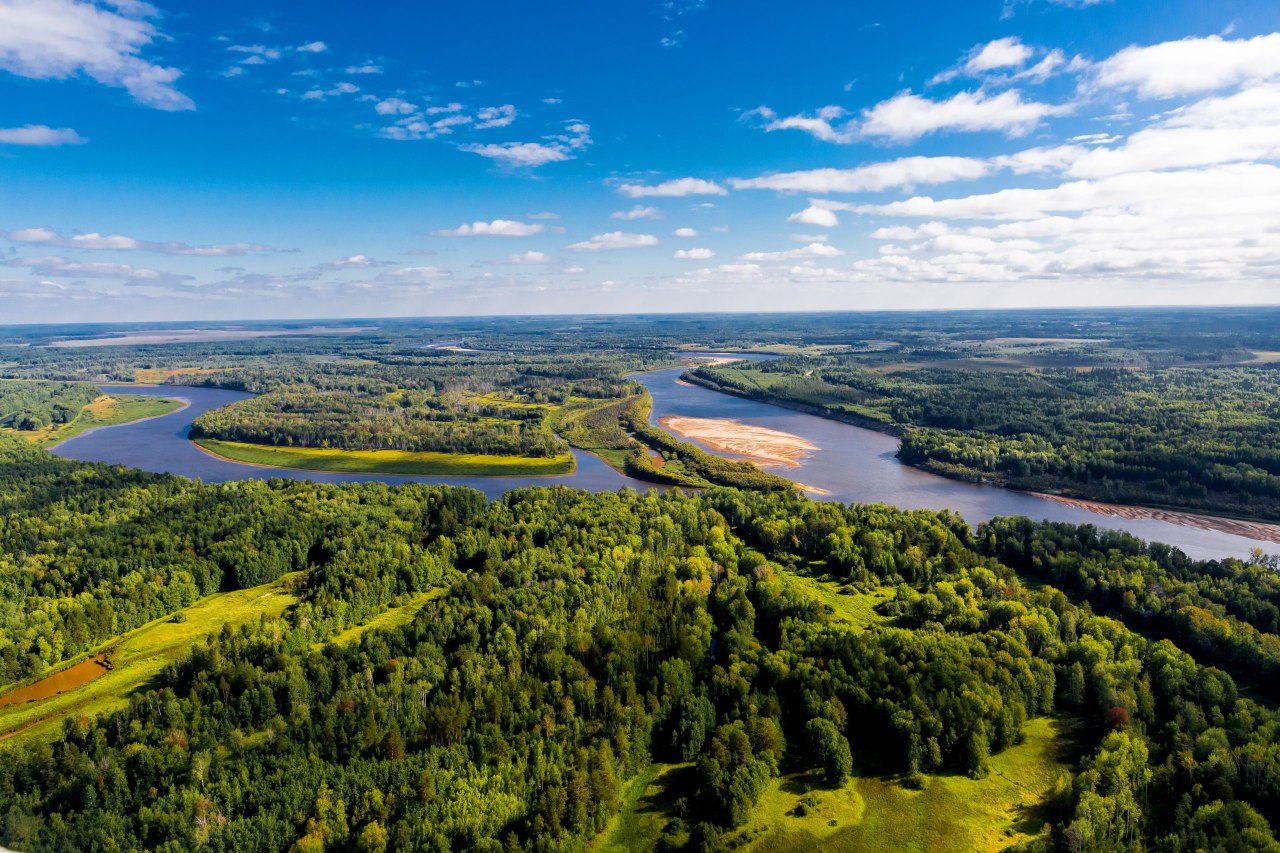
[1033,494,1280,546]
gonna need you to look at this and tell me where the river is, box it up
[47,363,1276,561]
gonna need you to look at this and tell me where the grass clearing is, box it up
[0,573,301,746]
[781,572,895,631]
[4,393,183,448]
[591,763,691,853]
[194,438,576,477]
[737,717,1073,853]
[321,589,443,649]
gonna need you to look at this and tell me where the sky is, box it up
[1,0,1279,323]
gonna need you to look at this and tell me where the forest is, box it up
[0,380,100,431]
[0,431,1279,850]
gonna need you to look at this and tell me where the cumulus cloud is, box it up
[612,205,664,221]
[787,206,841,228]
[1094,33,1280,99]
[496,251,556,265]
[375,266,451,283]
[674,247,715,259]
[732,156,992,193]
[0,0,194,110]
[431,220,545,237]
[673,227,698,237]
[5,255,194,287]
[739,243,845,261]
[753,90,1067,145]
[475,104,516,129]
[0,125,86,146]
[2,227,274,255]
[459,121,590,167]
[566,232,660,251]
[967,37,1034,73]
[617,178,727,198]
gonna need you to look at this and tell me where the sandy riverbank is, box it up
[659,416,816,468]
[1033,494,1280,547]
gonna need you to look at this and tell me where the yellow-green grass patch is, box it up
[591,763,691,853]
[321,589,444,650]
[781,572,895,631]
[738,716,1072,853]
[6,393,184,448]
[0,574,301,746]
[194,438,576,477]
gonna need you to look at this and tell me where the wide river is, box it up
[49,359,1275,561]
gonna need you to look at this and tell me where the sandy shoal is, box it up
[659,416,816,469]
[1033,494,1280,546]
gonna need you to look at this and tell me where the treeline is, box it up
[191,391,567,458]
[694,360,1280,521]
[0,380,99,431]
[1,465,1280,849]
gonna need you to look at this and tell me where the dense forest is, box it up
[691,360,1280,522]
[0,380,99,431]
[1,434,1279,850]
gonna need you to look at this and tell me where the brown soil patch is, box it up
[659,416,816,468]
[1033,494,1280,546]
[0,656,109,709]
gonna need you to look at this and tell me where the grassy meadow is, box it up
[194,437,576,477]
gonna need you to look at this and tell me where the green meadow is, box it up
[194,438,576,477]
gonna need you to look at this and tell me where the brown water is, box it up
[0,656,108,708]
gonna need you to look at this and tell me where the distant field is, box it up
[0,574,300,746]
[781,573,895,631]
[195,437,576,477]
[5,393,183,448]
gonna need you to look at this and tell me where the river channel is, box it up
[47,360,1276,561]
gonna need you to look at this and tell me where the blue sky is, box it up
[1,0,1279,322]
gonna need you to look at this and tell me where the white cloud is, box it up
[3,227,274,255]
[0,0,193,110]
[375,97,416,116]
[732,155,992,193]
[790,233,829,242]
[966,37,1033,73]
[345,63,383,75]
[740,243,845,261]
[500,251,555,265]
[754,89,1067,145]
[7,255,194,286]
[475,104,516,129]
[1095,33,1280,99]
[617,178,727,198]
[566,232,660,251]
[376,266,451,283]
[612,205,663,221]
[860,89,1068,142]
[431,220,545,237]
[460,141,570,167]
[296,41,328,53]
[459,121,590,167]
[673,227,698,237]
[314,255,389,270]
[787,206,840,228]
[674,247,715,260]
[0,125,86,146]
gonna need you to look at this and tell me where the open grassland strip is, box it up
[781,572,895,631]
[590,763,692,853]
[0,573,301,746]
[737,716,1073,853]
[194,438,575,477]
[319,589,444,650]
[7,394,184,448]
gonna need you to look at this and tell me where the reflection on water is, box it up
[49,370,1276,561]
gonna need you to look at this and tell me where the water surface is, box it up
[49,373,1277,561]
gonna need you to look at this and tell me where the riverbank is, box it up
[194,438,577,478]
[1032,494,1280,546]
